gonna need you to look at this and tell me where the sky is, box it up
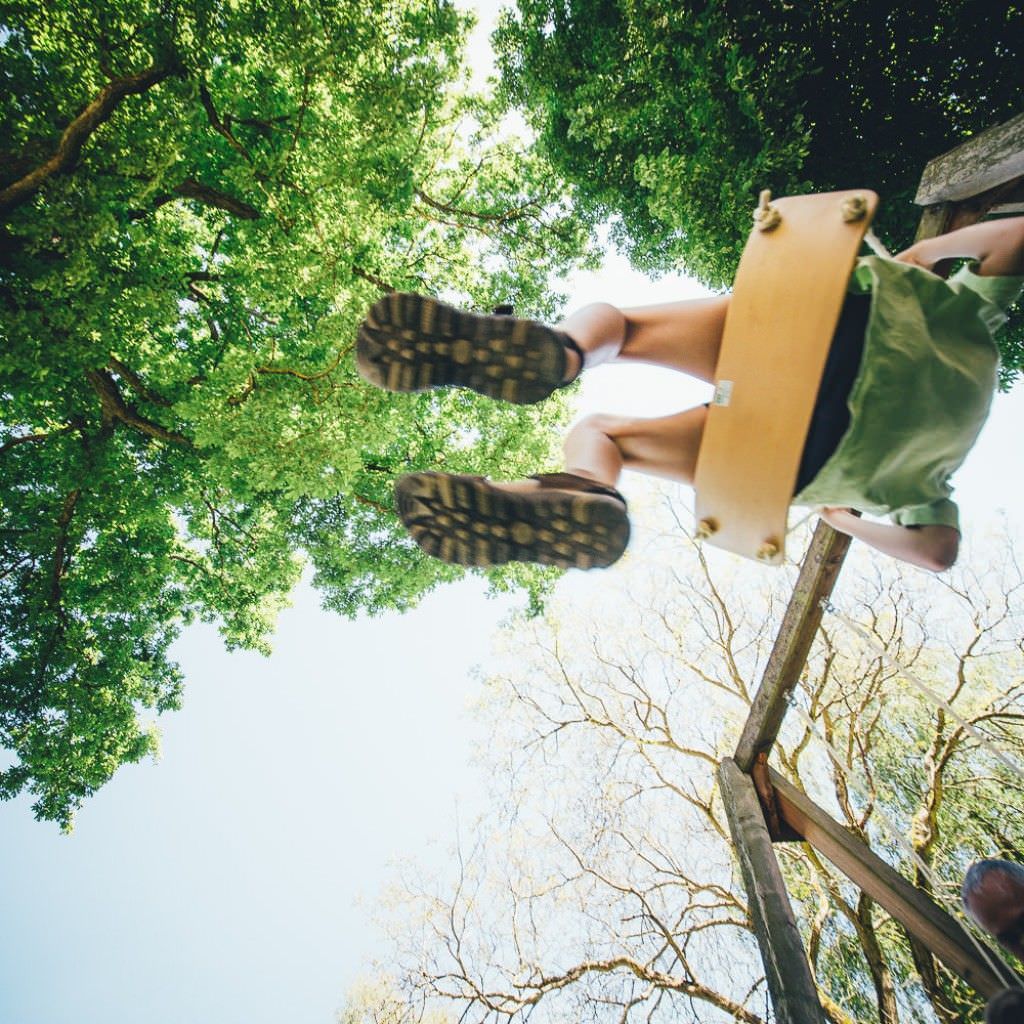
[2,7,1024,1024]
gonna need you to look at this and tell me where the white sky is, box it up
[2,5,1023,1023]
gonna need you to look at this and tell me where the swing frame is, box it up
[717,111,1024,1023]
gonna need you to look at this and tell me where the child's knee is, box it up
[563,301,625,331]
[566,412,630,442]
[577,301,623,320]
[564,415,642,467]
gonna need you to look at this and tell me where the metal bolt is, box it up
[695,518,718,540]
[841,194,868,222]
[756,540,780,562]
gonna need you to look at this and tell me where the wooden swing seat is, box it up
[693,189,879,565]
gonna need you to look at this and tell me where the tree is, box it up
[0,0,595,828]
[343,497,1024,1023]
[493,0,1024,382]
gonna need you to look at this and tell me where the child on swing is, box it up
[357,216,1024,572]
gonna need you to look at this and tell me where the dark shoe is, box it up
[357,293,581,405]
[395,471,629,569]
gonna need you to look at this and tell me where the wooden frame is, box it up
[716,111,1024,1023]
[915,112,1024,207]
[734,522,852,772]
[719,759,825,1023]
[771,770,1010,998]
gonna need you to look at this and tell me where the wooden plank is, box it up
[734,520,852,772]
[694,190,877,565]
[914,203,953,243]
[915,112,1024,206]
[718,758,825,1023]
[946,176,1024,233]
[770,768,1011,999]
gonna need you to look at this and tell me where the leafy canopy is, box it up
[0,0,595,828]
[494,0,1024,380]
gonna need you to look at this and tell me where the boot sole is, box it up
[395,472,629,570]
[357,293,567,405]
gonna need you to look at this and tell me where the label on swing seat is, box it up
[713,380,734,407]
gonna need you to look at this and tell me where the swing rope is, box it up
[783,692,1023,992]
[863,228,892,258]
[785,508,818,539]
[820,598,1024,781]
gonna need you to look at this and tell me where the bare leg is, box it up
[396,405,704,568]
[497,404,706,495]
[563,406,706,487]
[389,294,722,569]
[557,296,730,383]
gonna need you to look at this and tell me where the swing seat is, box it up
[693,189,878,565]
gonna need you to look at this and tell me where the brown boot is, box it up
[394,471,629,569]
[357,293,582,405]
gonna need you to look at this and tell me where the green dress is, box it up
[793,256,1024,529]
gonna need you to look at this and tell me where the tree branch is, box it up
[135,179,260,221]
[170,178,260,219]
[0,424,77,456]
[0,63,180,218]
[352,264,395,293]
[522,956,764,1023]
[414,187,543,225]
[107,357,173,407]
[86,368,191,446]
[49,489,81,606]
[198,80,254,164]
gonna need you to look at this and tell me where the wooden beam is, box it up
[734,521,852,771]
[943,176,1024,234]
[915,112,1024,206]
[718,758,825,1023]
[770,768,1012,999]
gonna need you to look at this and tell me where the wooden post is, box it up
[770,768,1013,999]
[719,758,825,1023]
[914,112,1024,206]
[734,521,852,772]
[915,112,1024,237]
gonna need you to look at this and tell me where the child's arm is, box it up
[818,507,959,572]
[894,216,1024,278]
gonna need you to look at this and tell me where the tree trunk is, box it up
[855,893,900,1024]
